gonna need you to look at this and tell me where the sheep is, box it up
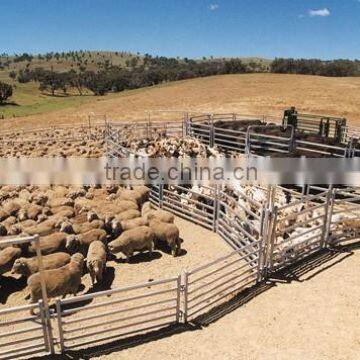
[108,226,155,261]
[87,241,107,286]
[48,197,74,208]
[141,201,152,217]
[149,219,181,256]
[27,253,84,312]
[112,199,139,212]
[7,224,23,236]
[87,210,99,222]
[28,232,68,255]
[133,186,150,204]
[0,246,22,275]
[3,201,21,217]
[27,204,43,220]
[2,216,17,227]
[118,189,142,206]
[114,209,141,222]
[145,209,175,223]
[72,220,105,235]
[66,229,107,254]
[11,252,71,277]
[120,217,149,231]
[23,220,56,237]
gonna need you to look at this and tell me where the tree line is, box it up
[10,56,266,96]
[271,58,360,77]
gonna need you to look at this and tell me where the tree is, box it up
[0,81,13,104]
[9,70,17,80]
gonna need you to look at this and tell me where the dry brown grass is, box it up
[1,73,360,131]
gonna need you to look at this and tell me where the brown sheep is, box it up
[118,189,143,207]
[114,209,141,222]
[149,219,181,256]
[27,253,84,312]
[11,252,71,277]
[48,197,74,208]
[87,241,106,286]
[2,216,17,227]
[72,220,105,235]
[133,186,150,204]
[23,220,56,237]
[3,201,21,217]
[27,204,43,220]
[145,209,175,224]
[0,246,22,275]
[66,229,107,254]
[120,217,148,231]
[28,232,67,255]
[108,226,155,261]
[110,199,139,214]
[141,201,152,217]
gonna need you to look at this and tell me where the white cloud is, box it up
[308,8,330,17]
[209,4,219,11]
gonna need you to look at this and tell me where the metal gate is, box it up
[266,190,331,271]
[0,302,53,360]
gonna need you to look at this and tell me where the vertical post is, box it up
[88,115,92,140]
[267,207,278,273]
[209,114,214,148]
[38,300,51,353]
[181,270,189,323]
[324,187,335,247]
[213,185,219,232]
[320,187,333,248]
[159,184,164,208]
[175,275,181,323]
[34,236,54,354]
[56,299,65,353]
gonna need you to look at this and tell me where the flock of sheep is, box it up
[0,126,106,157]
[0,184,182,310]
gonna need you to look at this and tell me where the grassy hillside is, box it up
[1,73,359,131]
[0,51,271,119]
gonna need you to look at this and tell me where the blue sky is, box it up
[1,0,359,59]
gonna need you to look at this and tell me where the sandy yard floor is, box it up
[93,244,360,360]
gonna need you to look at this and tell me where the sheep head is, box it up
[11,258,29,276]
[66,234,80,254]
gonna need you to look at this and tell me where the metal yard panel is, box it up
[186,246,261,320]
[188,122,212,145]
[267,191,330,271]
[326,188,360,246]
[295,140,347,157]
[56,277,179,351]
[161,185,216,230]
[0,302,52,360]
[213,126,247,153]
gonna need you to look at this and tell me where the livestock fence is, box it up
[1,184,359,359]
[105,112,359,158]
[0,235,54,360]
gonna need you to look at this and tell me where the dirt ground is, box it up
[1,74,360,131]
[95,244,360,360]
